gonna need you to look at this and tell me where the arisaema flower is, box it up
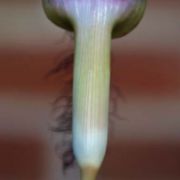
[42,0,146,179]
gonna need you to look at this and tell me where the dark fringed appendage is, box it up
[47,51,123,171]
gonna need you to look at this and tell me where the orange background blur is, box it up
[0,0,180,179]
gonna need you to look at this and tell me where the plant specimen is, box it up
[42,0,146,179]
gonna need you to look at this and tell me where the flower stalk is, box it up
[81,166,98,180]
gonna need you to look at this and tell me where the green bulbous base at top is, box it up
[42,0,146,38]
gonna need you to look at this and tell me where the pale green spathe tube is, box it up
[72,6,113,178]
[73,24,111,170]
[42,0,147,179]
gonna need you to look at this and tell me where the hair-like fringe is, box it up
[47,50,123,172]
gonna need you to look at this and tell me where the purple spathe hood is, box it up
[43,0,146,37]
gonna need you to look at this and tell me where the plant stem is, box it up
[72,22,112,179]
[81,166,98,180]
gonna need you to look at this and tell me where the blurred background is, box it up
[0,0,180,180]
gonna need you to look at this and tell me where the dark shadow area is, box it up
[100,141,180,179]
[0,136,45,180]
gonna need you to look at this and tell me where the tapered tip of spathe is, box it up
[81,166,99,180]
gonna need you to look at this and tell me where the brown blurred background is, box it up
[0,0,180,180]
